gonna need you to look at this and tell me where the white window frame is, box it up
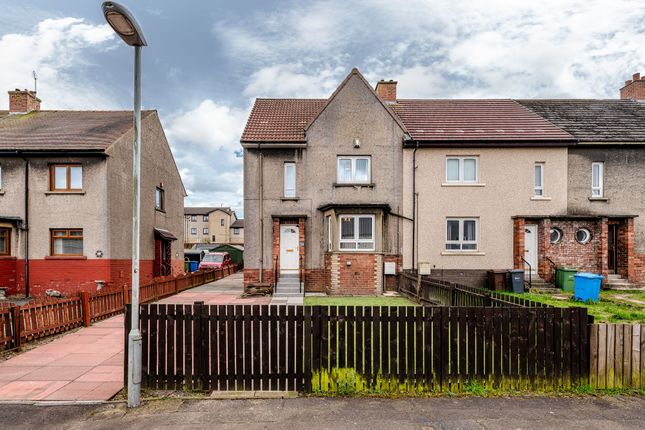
[336,156,371,184]
[326,215,332,251]
[191,228,197,235]
[445,157,479,183]
[233,228,240,235]
[203,228,209,235]
[284,162,296,198]
[534,162,544,196]
[220,219,225,226]
[592,162,604,197]
[203,215,209,222]
[191,215,197,222]
[338,214,375,251]
[445,218,478,251]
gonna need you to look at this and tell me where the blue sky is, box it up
[1,0,645,216]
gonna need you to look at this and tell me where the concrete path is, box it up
[156,272,271,306]
[0,315,124,402]
[1,395,644,429]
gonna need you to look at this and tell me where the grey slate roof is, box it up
[184,207,232,216]
[517,100,645,142]
[231,219,244,228]
[0,110,155,152]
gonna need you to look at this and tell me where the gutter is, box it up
[412,142,418,272]
[21,157,30,298]
[259,144,264,283]
[0,150,107,157]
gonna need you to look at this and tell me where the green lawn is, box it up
[503,290,645,323]
[304,296,418,307]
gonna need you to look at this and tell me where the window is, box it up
[576,228,591,244]
[233,228,240,235]
[446,157,478,183]
[50,229,83,256]
[220,219,225,226]
[0,227,10,256]
[203,228,209,235]
[191,215,197,222]
[337,157,371,183]
[592,162,604,197]
[534,163,544,196]
[445,218,478,251]
[327,215,332,251]
[339,215,374,251]
[155,187,164,211]
[284,162,296,197]
[191,228,197,235]
[203,215,209,222]
[50,164,82,191]
[550,227,563,244]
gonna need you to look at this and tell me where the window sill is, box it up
[0,256,16,260]
[155,208,166,214]
[441,183,486,187]
[589,197,609,202]
[530,196,552,201]
[333,183,375,188]
[441,251,485,256]
[45,191,85,195]
[281,197,299,201]
[45,255,87,260]
[0,190,4,195]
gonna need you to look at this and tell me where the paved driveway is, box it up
[156,272,271,306]
[0,315,124,402]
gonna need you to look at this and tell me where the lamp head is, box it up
[102,1,147,46]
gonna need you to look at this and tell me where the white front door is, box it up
[524,224,538,273]
[279,225,299,272]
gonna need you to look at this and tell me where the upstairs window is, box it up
[50,164,82,191]
[0,227,10,256]
[155,187,165,211]
[534,163,544,196]
[337,156,371,184]
[446,157,478,183]
[203,215,209,222]
[592,162,604,197]
[51,229,83,256]
[446,218,478,251]
[191,215,197,222]
[284,162,296,197]
[220,219,225,226]
[339,214,375,251]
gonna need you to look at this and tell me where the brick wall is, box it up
[543,219,604,274]
[620,73,645,100]
[383,254,402,291]
[330,253,379,295]
[513,218,525,269]
[305,268,326,293]
[0,258,18,294]
[244,268,274,286]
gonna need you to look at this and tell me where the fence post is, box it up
[123,285,130,305]
[415,272,422,304]
[10,305,21,352]
[193,301,205,391]
[80,291,91,327]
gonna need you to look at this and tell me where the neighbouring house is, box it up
[0,89,185,296]
[241,68,645,294]
[183,206,240,247]
[230,218,244,245]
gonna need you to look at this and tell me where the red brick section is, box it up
[375,80,397,102]
[383,254,402,291]
[0,258,17,293]
[244,269,274,286]
[513,218,526,269]
[332,253,378,295]
[8,90,40,113]
[620,73,645,100]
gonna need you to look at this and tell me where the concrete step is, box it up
[607,274,623,280]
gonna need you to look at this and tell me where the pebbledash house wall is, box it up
[0,112,185,296]
[243,73,405,294]
[567,146,645,282]
[402,147,569,286]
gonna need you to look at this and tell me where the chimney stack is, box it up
[620,72,645,101]
[8,89,41,113]
[375,80,397,103]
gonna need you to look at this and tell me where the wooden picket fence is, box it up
[0,265,240,352]
[129,303,592,393]
[590,323,645,389]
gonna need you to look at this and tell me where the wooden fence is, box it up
[400,272,551,308]
[0,265,239,352]
[590,323,645,389]
[129,303,591,393]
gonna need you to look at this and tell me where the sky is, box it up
[1,0,645,217]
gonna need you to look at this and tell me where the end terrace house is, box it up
[242,69,405,294]
[0,89,185,296]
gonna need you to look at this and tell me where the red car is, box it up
[198,252,232,270]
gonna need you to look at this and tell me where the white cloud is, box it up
[165,100,249,213]
[0,17,117,109]
[243,64,344,98]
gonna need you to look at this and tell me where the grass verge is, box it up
[304,296,418,306]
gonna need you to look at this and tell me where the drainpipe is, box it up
[412,143,418,272]
[22,157,30,298]
[259,145,264,283]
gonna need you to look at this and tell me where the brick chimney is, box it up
[620,73,645,100]
[8,89,41,113]
[375,80,397,103]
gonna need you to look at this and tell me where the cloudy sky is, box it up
[1,0,645,216]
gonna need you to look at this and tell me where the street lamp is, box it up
[102,1,147,408]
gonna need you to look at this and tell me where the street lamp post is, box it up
[101,1,147,408]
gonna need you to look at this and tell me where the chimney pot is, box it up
[8,89,41,113]
[633,73,641,81]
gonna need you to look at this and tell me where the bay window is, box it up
[339,214,375,251]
